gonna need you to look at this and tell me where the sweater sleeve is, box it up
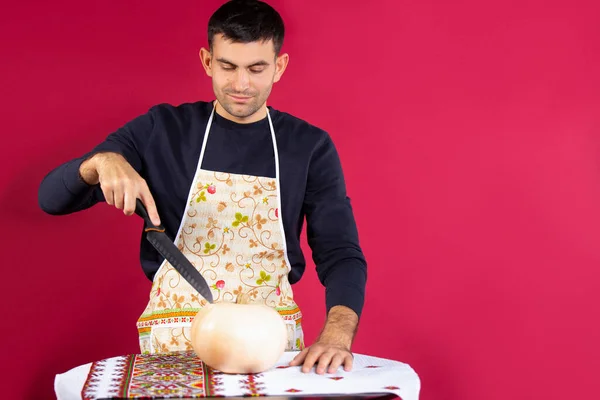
[38,108,156,215]
[303,132,367,319]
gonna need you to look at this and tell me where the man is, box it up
[38,0,367,375]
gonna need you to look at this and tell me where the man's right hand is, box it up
[79,152,161,226]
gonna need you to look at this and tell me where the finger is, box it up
[101,182,114,206]
[140,188,161,226]
[328,353,345,374]
[343,353,354,371]
[315,351,335,375]
[113,180,124,210]
[289,348,309,366]
[123,190,136,216]
[301,348,324,373]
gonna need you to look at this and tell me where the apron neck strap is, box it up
[198,102,279,181]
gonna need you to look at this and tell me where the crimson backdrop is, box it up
[1,1,599,399]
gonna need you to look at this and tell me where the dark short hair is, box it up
[208,0,285,55]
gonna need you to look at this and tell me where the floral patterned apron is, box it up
[136,103,304,354]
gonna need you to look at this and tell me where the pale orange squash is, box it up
[190,293,287,374]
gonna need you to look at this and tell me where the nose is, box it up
[232,69,250,92]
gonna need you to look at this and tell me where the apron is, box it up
[135,102,304,355]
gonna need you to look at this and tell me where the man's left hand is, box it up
[289,340,353,374]
[288,305,359,374]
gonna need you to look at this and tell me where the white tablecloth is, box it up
[55,351,420,400]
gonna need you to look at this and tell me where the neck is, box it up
[213,100,268,124]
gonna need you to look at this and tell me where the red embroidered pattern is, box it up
[239,373,265,396]
[82,352,223,398]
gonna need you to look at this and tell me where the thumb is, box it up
[289,348,309,365]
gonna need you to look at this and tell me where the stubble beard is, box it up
[221,96,264,119]
[217,81,274,121]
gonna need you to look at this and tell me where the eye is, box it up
[220,64,235,71]
[250,68,265,74]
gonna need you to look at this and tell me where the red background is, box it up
[1,0,599,399]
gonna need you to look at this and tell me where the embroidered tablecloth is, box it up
[55,351,420,400]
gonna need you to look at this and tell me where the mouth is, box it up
[227,94,252,103]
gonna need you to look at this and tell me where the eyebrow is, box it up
[216,57,270,68]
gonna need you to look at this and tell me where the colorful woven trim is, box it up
[81,352,222,399]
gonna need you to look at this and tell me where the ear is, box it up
[199,47,213,77]
[273,53,289,83]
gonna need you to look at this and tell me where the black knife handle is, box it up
[135,198,166,233]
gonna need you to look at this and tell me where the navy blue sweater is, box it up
[38,101,367,317]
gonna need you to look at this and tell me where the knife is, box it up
[134,198,214,303]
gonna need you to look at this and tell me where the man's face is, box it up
[200,34,288,122]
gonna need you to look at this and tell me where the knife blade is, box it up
[134,199,214,303]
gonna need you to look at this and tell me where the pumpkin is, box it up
[190,292,288,374]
